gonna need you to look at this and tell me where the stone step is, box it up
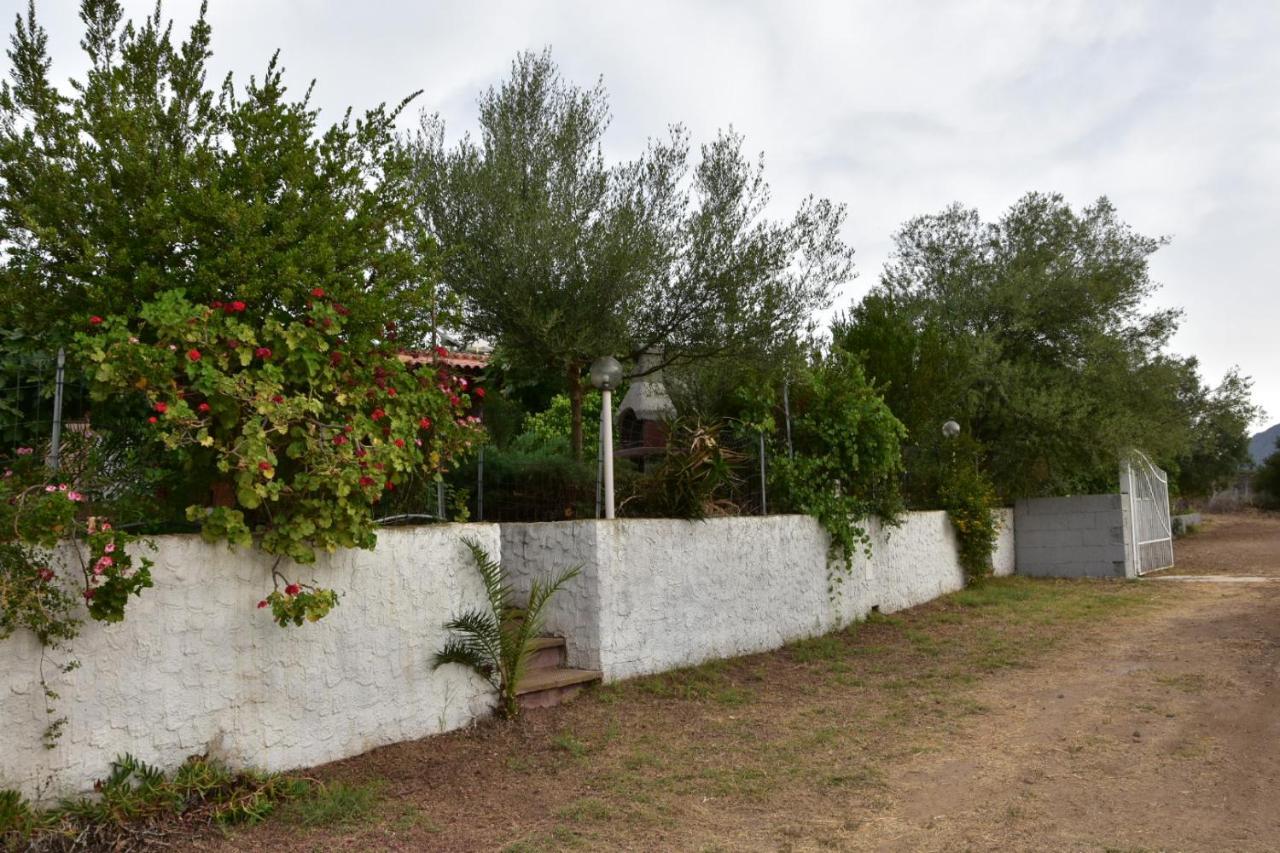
[525,635,566,671]
[516,666,602,711]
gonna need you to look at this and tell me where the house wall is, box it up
[502,509,1016,682]
[1013,495,1131,578]
[1,526,498,801]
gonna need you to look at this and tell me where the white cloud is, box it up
[8,0,1279,423]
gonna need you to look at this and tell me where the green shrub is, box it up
[770,349,906,577]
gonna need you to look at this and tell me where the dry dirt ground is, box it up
[201,513,1280,852]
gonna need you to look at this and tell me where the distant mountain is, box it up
[1250,424,1280,466]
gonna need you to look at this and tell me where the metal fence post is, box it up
[782,378,793,459]
[476,445,484,521]
[436,480,446,520]
[758,430,768,515]
[48,348,66,471]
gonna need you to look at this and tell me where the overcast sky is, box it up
[7,0,1278,427]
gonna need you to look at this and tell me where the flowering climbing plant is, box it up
[74,289,483,621]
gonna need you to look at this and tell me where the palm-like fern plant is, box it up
[434,537,580,719]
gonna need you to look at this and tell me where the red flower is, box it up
[258,461,272,471]
[284,583,301,596]
[255,347,272,359]
[272,395,284,404]
[154,401,168,414]
[418,417,432,430]
[257,599,269,609]
[187,348,201,362]
[330,351,343,365]
[384,480,395,491]
[359,475,375,487]
[147,416,158,424]
[230,300,246,313]
[333,434,348,445]
[393,438,405,448]
[450,395,461,407]
[385,320,397,331]
[354,448,367,458]
[474,387,486,399]
[83,588,96,600]
[386,386,397,397]
[335,303,350,316]
[226,339,239,349]
[370,408,386,421]
[435,345,448,358]
[89,315,103,326]
[211,300,224,309]
[311,287,325,298]
[197,402,211,413]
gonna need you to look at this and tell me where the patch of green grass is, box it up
[713,686,753,706]
[788,633,845,663]
[556,797,614,822]
[284,780,381,828]
[551,730,589,758]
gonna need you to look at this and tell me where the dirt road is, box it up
[874,513,1280,851]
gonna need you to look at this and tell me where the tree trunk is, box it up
[567,361,585,462]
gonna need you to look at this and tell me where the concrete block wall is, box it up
[1013,495,1131,578]
[1,526,498,801]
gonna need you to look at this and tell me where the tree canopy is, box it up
[0,0,429,348]
[836,192,1258,500]
[408,49,851,456]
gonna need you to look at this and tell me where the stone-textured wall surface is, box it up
[501,511,1017,682]
[1014,495,1131,578]
[1,526,497,801]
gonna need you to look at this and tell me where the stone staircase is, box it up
[516,636,602,710]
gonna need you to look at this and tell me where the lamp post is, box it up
[942,420,960,439]
[589,356,624,519]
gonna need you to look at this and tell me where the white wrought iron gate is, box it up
[1122,451,1174,575]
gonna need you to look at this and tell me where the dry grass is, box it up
[193,576,1185,852]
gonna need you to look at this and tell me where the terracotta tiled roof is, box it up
[398,349,491,371]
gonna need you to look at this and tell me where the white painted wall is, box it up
[503,510,1016,682]
[4,509,1017,800]
[1,526,498,801]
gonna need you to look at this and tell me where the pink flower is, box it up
[58,483,67,491]
[89,316,103,326]
[45,485,56,492]
[284,583,301,596]
[15,447,33,456]
[257,599,269,609]
[67,491,84,502]
[94,555,114,574]
[83,588,96,600]
[104,542,115,553]
[255,347,272,359]
[101,522,112,531]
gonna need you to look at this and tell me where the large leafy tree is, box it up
[837,192,1257,500]
[0,0,429,349]
[409,50,851,457]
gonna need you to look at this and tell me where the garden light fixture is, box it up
[590,356,623,518]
